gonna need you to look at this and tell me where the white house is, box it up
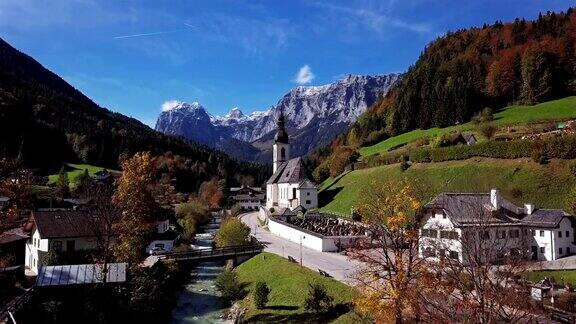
[147,219,179,255]
[25,210,115,274]
[265,112,318,211]
[229,186,265,211]
[419,189,576,263]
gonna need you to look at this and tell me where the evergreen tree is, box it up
[55,166,70,198]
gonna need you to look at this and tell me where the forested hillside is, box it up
[312,8,576,177]
[0,37,269,187]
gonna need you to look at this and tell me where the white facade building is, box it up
[229,186,265,211]
[25,210,113,274]
[266,112,318,211]
[147,219,179,255]
[419,189,576,263]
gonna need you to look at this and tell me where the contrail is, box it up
[113,23,195,39]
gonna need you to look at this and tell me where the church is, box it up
[266,113,318,211]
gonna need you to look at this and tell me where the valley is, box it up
[3,4,576,324]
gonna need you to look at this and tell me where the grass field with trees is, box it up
[359,97,576,157]
[524,270,576,286]
[47,163,119,188]
[235,253,358,323]
[319,157,576,216]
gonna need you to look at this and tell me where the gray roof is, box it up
[36,263,127,286]
[426,193,521,226]
[463,134,477,142]
[231,194,265,201]
[521,209,572,228]
[427,192,574,228]
[0,197,9,203]
[267,157,315,185]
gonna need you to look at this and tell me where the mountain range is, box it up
[155,74,400,162]
[0,37,269,187]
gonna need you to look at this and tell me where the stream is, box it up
[171,214,231,324]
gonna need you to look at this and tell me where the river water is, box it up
[171,215,231,324]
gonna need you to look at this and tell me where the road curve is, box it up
[240,211,361,284]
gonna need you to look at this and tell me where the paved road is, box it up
[240,211,362,284]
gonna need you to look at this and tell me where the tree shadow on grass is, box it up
[245,303,352,323]
[318,187,343,208]
[265,305,299,311]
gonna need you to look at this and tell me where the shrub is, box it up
[478,123,497,139]
[569,161,576,177]
[253,281,270,309]
[472,107,494,124]
[269,207,275,214]
[230,204,242,217]
[304,282,333,313]
[216,268,244,302]
[214,217,251,247]
[175,200,210,241]
[509,187,523,198]
[555,292,576,312]
[531,142,548,164]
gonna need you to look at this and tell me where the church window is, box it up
[280,147,286,160]
[293,188,297,199]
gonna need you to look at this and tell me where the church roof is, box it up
[267,157,315,185]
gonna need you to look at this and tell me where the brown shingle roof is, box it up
[33,210,101,239]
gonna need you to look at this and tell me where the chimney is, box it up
[525,204,535,215]
[490,189,501,210]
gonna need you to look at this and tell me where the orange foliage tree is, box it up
[350,179,433,323]
[199,178,225,209]
[113,152,157,263]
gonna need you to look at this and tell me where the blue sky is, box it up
[0,0,573,127]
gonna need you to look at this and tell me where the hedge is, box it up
[364,134,576,167]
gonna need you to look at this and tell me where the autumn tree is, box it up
[175,199,210,241]
[350,179,432,323]
[214,217,251,248]
[0,157,33,231]
[113,152,157,263]
[486,50,521,102]
[199,178,225,209]
[521,42,556,104]
[82,183,120,282]
[421,195,538,322]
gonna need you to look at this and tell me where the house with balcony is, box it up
[419,189,576,263]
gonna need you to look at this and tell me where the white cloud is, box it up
[307,1,431,35]
[294,65,315,85]
[161,100,183,112]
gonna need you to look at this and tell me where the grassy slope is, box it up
[525,270,576,286]
[359,96,576,157]
[47,163,119,187]
[236,252,356,322]
[319,158,576,216]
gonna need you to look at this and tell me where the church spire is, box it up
[274,110,289,144]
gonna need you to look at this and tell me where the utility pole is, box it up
[300,235,302,268]
[300,235,305,268]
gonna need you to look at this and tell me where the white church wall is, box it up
[268,217,365,252]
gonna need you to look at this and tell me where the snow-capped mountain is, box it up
[155,73,401,162]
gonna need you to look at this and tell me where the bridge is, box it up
[158,242,264,264]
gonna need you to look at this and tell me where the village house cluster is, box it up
[419,189,576,263]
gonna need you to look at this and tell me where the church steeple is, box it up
[272,110,290,173]
[274,111,289,144]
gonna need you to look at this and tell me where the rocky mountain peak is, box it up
[155,73,401,162]
[227,107,244,119]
